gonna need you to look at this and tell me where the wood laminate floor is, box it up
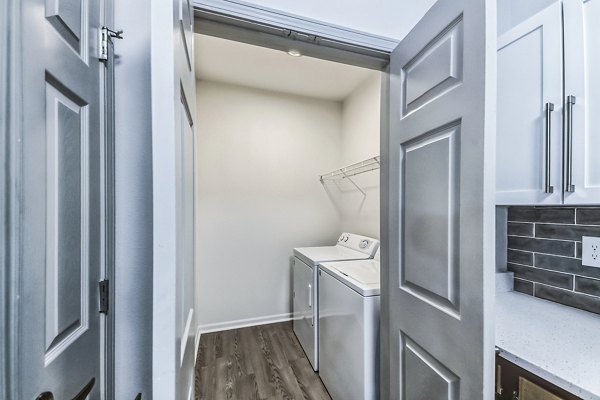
[195,322,331,400]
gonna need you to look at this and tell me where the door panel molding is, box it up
[45,0,89,58]
[400,332,459,399]
[401,17,463,116]
[400,121,461,318]
[43,80,90,366]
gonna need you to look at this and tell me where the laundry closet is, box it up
[193,34,382,334]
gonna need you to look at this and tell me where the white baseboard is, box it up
[198,312,293,334]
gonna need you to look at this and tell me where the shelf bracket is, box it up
[341,169,366,196]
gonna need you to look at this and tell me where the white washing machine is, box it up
[318,249,381,400]
[293,233,379,371]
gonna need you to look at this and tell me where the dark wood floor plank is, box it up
[214,331,224,359]
[197,365,216,400]
[256,326,304,400]
[199,332,217,368]
[289,359,331,400]
[266,328,291,369]
[231,328,253,377]
[247,325,278,399]
[280,323,306,362]
[214,358,232,400]
[196,322,331,400]
[234,373,260,400]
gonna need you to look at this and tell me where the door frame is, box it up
[102,0,117,396]
[192,0,396,391]
[184,2,496,398]
[1,0,17,396]
[193,0,398,69]
[1,0,116,397]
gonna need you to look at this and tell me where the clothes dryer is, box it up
[292,233,379,371]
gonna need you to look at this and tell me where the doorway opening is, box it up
[193,32,383,399]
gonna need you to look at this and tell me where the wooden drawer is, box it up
[495,354,581,400]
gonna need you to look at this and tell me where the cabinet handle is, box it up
[308,283,312,308]
[544,102,554,193]
[564,95,576,192]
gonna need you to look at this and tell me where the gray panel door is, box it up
[151,0,196,398]
[381,0,496,399]
[17,0,105,398]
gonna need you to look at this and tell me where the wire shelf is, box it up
[319,156,381,182]
[319,156,380,196]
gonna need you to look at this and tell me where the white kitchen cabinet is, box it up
[496,2,563,205]
[496,0,600,205]
[563,0,600,204]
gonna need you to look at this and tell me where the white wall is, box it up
[195,80,343,331]
[240,0,437,40]
[329,73,381,239]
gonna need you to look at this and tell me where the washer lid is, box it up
[320,259,381,296]
[293,245,369,266]
[333,262,380,285]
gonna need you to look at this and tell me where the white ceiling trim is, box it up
[193,0,400,53]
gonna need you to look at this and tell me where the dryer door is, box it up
[292,257,316,369]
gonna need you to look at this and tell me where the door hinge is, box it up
[99,26,124,61]
[99,280,109,314]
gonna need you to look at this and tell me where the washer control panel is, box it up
[337,232,379,256]
[338,233,350,243]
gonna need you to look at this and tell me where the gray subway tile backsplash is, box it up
[507,236,574,257]
[535,284,600,315]
[507,222,534,236]
[507,263,574,289]
[574,276,600,297]
[508,207,575,224]
[576,208,600,225]
[507,249,533,266]
[535,223,600,241]
[505,206,600,315]
[513,278,534,295]
[534,253,582,274]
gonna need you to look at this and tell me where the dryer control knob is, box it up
[359,239,369,249]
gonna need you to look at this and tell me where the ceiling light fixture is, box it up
[287,49,302,57]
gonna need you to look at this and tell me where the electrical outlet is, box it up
[582,236,600,268]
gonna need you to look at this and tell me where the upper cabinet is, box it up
[496,3,563,205]
[496,0,600,205]
[563,0,600,204]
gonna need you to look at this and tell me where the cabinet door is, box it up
[496,3,563,205]
[564,0,600,204]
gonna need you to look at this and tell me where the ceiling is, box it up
[194,34,379,101]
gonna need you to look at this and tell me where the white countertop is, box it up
[496,291,600,400]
